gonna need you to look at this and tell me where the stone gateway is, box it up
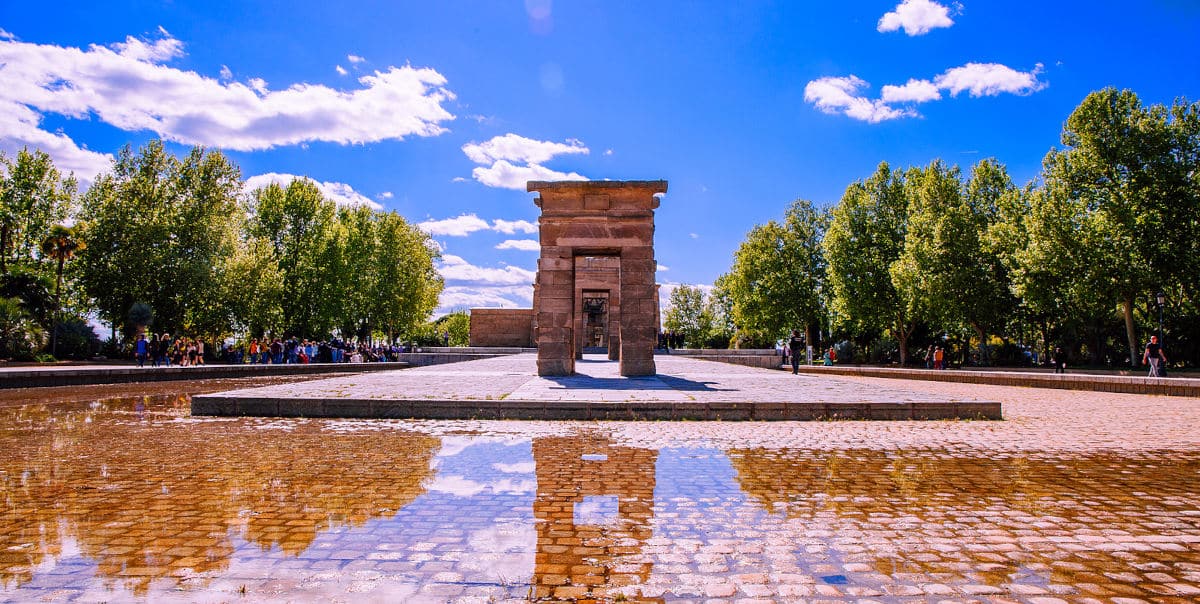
[469,180,666,377]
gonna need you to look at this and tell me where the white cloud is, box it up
[377,191,393,199]
[492,219,537,234]
[604,149,613,156]
[436,284,534,314]
[438,254,536,286]
[689,233,699,239]
[335,65,348,76]
[935,62,1046,97]
[347,54,365,64]
[418,214,491,237]
[462,133,588,165]
[243,173,382,209]
[804,76,914,123]
[419,215,539,238]
[0,29,15,41]
[495,239,540,251]
[112,27,184,62]
[880,78,941,103]
[247,77,268,94]
[0,31,456,153]
[462,133,589,189]
[805,63,1045,123]
[657,264,669,272]
[493,461,536,473]
[878,0,955,36]
[472,159,588,190]
[219,65,233,82]
[0,101,113,184]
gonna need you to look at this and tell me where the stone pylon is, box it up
[529,180,666,377]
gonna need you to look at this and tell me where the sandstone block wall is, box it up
[469,309,535,348]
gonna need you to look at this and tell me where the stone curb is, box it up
[190,396,1001,421]
[794,365,1200,397]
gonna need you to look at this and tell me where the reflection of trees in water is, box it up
[727,448,1200,589]
[0,395,437,593]
[531,436,661,602]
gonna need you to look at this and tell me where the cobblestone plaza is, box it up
[2,367,1199,603]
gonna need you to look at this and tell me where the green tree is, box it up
[1040,88,1200,366]
[77,140,244,339]
[894,159,1017,363]
[663,284,715,348]
[248,178,340,337]
[719,199,827,346]
[0,149,75,275]
[823,162,916,364]
[372,211,442,341]
[40,224,85,356]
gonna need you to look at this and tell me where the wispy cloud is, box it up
[438,254,536,286]
[462,133,588,190]
[878,0,956,36]
[417,214,539,237]
[244,173,383,209]
[804,76,915,123]
[0,29,457,172]
[805,62,1045,123]
[491,219,537,235]
[347,54,365,64]
[418,214,491,237]
[935,62,1046,97]
[463,133,587,165]
[495,239,540,251]
[880,78,941,104]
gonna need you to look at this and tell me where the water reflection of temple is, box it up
[0,397,438,594]
[531,436,662,602]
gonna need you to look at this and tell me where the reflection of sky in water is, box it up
[574,495,620,526]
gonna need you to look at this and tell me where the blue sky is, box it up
[2,1,1198,313]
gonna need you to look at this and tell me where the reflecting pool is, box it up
[2,379,1199,602]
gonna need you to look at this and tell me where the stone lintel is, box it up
[528,180,668,193]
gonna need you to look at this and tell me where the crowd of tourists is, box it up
[132,333,208,367]
[221,337,414,365]
[132,334,417,367]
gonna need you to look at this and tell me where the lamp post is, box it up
[1155,291,1165,345]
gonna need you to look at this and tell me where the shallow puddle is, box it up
[2,382,1198,602]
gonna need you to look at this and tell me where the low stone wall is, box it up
[469,309,534,348]
[797,365,1200,398]
[0,362,406,389]
[662,349,783,370]
[393,352,517,367]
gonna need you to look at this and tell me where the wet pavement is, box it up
[2,375,1199,602]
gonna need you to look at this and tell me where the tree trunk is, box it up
[1040,319,1050,367]
[0,225,8,275]
[1122,297,1138,367]
[894,315,910,366]
[970,321,987,365]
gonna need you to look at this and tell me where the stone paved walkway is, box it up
[3,375,1200,602]
[192,353,1000,420]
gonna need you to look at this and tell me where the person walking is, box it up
[788,330,804,374]
[1143,335,1167,377]
[134,334,148,367]
[1053,346,1065,374]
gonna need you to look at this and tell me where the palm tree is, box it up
[40,224,85,356]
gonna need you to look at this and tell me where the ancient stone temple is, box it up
[528,180,665,376]
[469,180,666,376]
